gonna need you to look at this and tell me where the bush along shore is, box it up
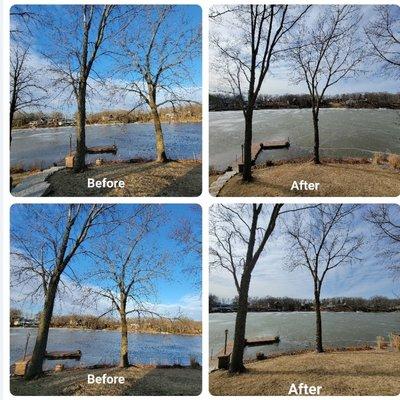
[11,312,202,335]
[11,105,202,130]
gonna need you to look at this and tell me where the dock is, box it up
[214,336,280,358]
[14,350,82,376]
[16,350,82,364]
[251,139,290,163]
[245,336,280,347]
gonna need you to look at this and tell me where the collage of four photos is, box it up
[5,2,400,397]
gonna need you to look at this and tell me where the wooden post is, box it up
[224,329,228,355]
[23,333,31,361]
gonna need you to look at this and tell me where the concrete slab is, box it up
[12,166,65,197]
[210,170,238,196]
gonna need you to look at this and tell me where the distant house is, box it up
[12,317,38,327]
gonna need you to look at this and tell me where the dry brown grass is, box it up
[388,154,400,169]
[45,160,201,197]
[217,161,400,197]
[10,365,202,396]
[209,349,400,396]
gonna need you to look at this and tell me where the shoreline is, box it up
[11,120,202,132]
[210,309,400,314]
[10,325,202,336]
[210,345,376,366]
[209,106,399,112]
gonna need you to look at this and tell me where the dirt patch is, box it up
[10,365,202,396]
[209,349,400,396]
[217,161,400,197]
[44,160,201,197]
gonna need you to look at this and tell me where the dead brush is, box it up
[189,355,200,369]
[390,333,400,351]
[388,153,400,169]
[372,152,387,165]
[376,336,387,349]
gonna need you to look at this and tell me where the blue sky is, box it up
[10,5,202,115]
[210,204,399,301]
[209,5,400,95]
[10,204,201,320]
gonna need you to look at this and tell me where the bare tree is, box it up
[117,5,201,162]
[11,204,115,379]
[37,5,116,172]
[9,46,47,145]
[210,204,283,372]
[365,5,400,78]
[289,5,364,164]
[210,5,310,181]
[172,205,202,289]
[365,204,400,282]
[86,205,169,367]
[284,204,363,353]
[10,6,40,41]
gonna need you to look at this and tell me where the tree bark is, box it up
[148,84,168,162]
[312,107,321,164]
[314,288,324,353]
[10,101,16,147]
[242,110,254,182]
[229,271,251,372]
[74,84,87,172]
[25,273,60,379]
[119,301,130,368]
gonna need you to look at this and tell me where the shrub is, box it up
[372,152,387,165]
[376,336,386,349]
[388,153,400,169]
[390,333,400,351]
[189,355,200,369]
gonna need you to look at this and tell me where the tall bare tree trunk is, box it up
[230,271,251,372]
[25,274,60,379]
[242,109,254,182]
[314,288,324,353]
[119,301,130,368]
[312,106,321,164]
[10,102,16,147]
[74,83,87,172]
[148,84,168,162]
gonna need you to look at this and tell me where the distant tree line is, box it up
[209,294,400,313]
[12,104,202,129]
[10,310,201,335]
[209,92,400,111]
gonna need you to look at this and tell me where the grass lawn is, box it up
[45,160,201,197]
[10,365,202,396]
[209,349,400,396]
[216,161,400,197]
